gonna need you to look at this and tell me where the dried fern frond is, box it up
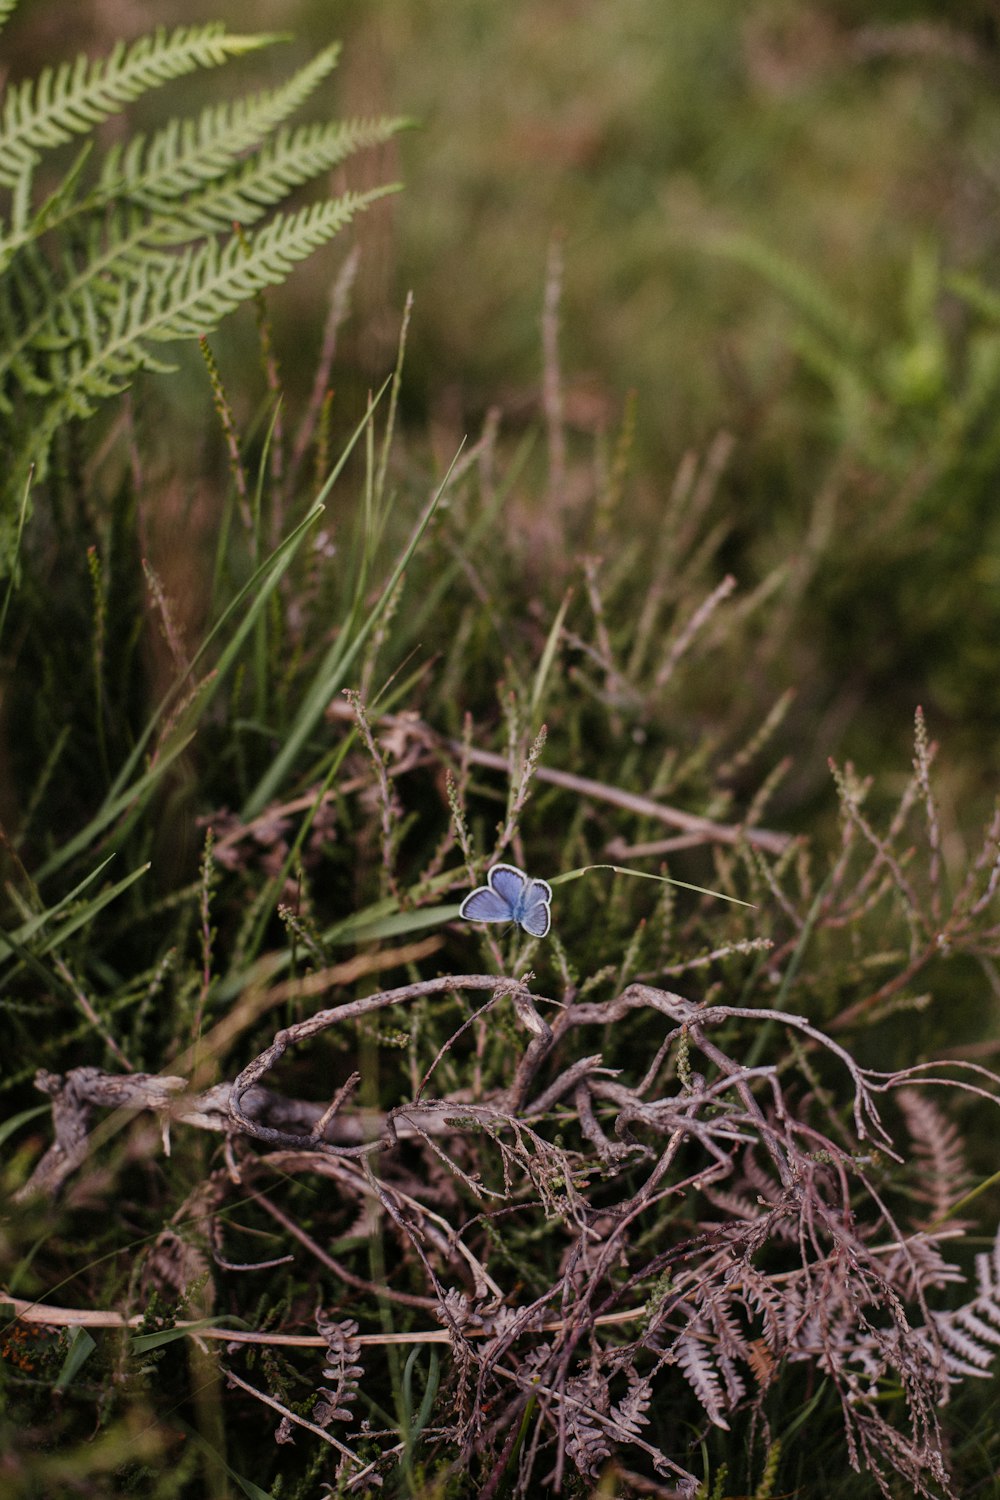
[929,1223,1000,1381]
[896,1085,973,1225]
[313,1313,365,1427]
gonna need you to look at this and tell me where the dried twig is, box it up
[324,698,790,854]
[15,963,1000,1498]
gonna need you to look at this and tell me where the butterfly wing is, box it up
[459,885,515,923]
[517,878,552,938]
[487,864,529,906]
[460,864,551,936]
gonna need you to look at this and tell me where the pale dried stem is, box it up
[325,697,789,854]
[223,1364,360,1462]
[17,961,999,1495]
[52,957,132,1072]
[2,1294,653,1344]
[344,687,401,899]
[253,1189,438,1310]
[654,573,737,691]
[287,245,360,497]
[542,236,567,505]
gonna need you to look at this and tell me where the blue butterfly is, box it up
[459,863,553,939]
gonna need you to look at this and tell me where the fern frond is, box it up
[736,1266,786,1346]
[896,1087,972,1225]
[30,187,392,435]
[0,25,277,189]
[0,114,402,401]
[313,1313,364,1427]
[952,1306,1000,1353]
[931,1316,995,1378]
[0,21,404,573]
[673,1322,731,1430]
[0,0,17,42]
[96,44,343,204]
[923,1222,1000,1382]
[610,1371,652,1439]
[144,116,408,243]
[564,1371,613,1478]
[124,189,391,342]
[706,1300,752,1408]
[0,49,348,269]
[973,1226,1000,1303]
[882,1236,966,1301]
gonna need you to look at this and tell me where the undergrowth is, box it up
[3,10,1000,1500]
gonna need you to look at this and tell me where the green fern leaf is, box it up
[0,97,402,402]
[947,271,1000,325]
[96,43,343,204]
[37,186,396,423]
[0,46,342,266]
[145,116,409,242]
[0,19,405,574]
[707,230,865,357]
[0,24,276,188]
[0,0,17,42]
[126,190,394,344]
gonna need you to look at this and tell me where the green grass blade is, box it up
[213,867,457,1001]
[1,856,114,950]
[0,1103,51,1149]
[399,428,536,649]
[240,735,356,966]
[242,446,462,818]
[173,1420,277,1500]
[36,502,326,886]
[131,1317,243,1352]
[707,231,864,355]
[412,1346,440,1437]
[104,501,326,808]
[30,861,151,954]
[530,585,573,727]
[0,468,32,652]
[743,880,828,1071]
[551,863,755,907]
[54,1327,97,1392]
[0,861,152,972]
[34,735,194,883]
[329,901,462,945]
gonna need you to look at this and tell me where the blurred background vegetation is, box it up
[9,0,1000,821]
[7,3,1000,1493]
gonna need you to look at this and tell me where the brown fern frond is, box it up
[672,1320,731,1431]
[313,1313,364,1428]
[896,1086,972,1225]
[745,1337,776,1389]
[928,1222,1000,1382]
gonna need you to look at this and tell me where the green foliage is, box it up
[3,279,1000,1493]
[710,231,1000,751]
[310,0,1000,802]
[0,5,404,572]
[5,4,1000,1497]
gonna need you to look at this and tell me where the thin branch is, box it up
[223,1363,360,1462]
[325,698,789,853]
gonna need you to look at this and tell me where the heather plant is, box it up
[4,249,1000,1497]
